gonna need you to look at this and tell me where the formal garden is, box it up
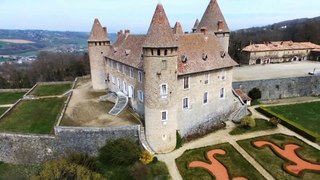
[0,91,26,104]
[30,83,72,97]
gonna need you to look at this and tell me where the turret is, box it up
[143,3,178,153]
[197,0,230,52]
[88,18,111,90]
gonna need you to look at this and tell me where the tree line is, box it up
[0,52,90,89]
[229,16,320,62]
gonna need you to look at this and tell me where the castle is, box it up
[88,0,241,153]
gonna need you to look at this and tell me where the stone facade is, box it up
[241,41,320,65]
[88,1,241,153]
[233,76,320,100]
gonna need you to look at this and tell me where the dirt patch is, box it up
[61,78,139,127]
[0,39,35,44]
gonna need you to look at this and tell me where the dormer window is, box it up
[181,54,188,63]
[125,49,131,56]
[202,53,208,61]
[113,47,118,53]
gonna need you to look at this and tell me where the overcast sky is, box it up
[0,0,319,33]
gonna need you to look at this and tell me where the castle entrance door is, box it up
[256,59,261,64]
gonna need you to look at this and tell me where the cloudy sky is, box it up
[0,0,319,33]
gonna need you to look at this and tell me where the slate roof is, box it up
[197,0,229,33]
[88,18,109,42]
[143,3,177,48]
[243,41,320,52]
[176,33,237,75]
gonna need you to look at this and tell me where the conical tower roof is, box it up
[173,21,183,35]
[197,0,229,33]
[192,19,200,31]
[88,18,109,42]
[143,3,177,48]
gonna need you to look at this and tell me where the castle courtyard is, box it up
[234,61,320,81]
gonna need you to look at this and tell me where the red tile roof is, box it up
[311,49,320,53]
[192,19,200,31]
[196,0,229,33]
[243,41,320,52]
[177,33,237,75]
[173,22,184,35]
[88,19,109,42]
[234,89,252,101]
[143,3,177,48]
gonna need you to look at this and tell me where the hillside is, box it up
[0,29,117,56]
[229,16,320,62]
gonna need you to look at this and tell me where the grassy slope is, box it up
[31,83,72,96]
[0,92,26,104]
[176,143,265,180]
[0,98,66,134]
[238,134,320,180]
[266,102,320,134]
[229,118,276,135]
[0,161,40,180]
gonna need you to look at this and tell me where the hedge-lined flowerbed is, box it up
[256,106,319,142]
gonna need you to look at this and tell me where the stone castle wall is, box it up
[233,76,320,100]
[0,125,139,164]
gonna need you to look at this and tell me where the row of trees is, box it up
[0,51,90,89]
[229,17,320,62]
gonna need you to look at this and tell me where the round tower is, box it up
[88,18,111,90]
[143,3,178,153]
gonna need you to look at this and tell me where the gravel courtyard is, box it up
[233,61,320,81]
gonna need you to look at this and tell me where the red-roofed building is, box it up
[241,41,320,65]
[88,1,245,153]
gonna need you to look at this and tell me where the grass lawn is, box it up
[238,134,320,180]
[0,161,40,180]
[0,98,66,134]
[229,118,277,135]
[31,83,72,96]
[0,108,8,115]
[176,143,265,179]
[265,102,320,135]
[0,91,26,104]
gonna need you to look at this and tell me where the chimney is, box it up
[125,29,130,37]
[103,27,107,34]
[218,21,223,31]
[200,27,208,35]
[117,30,123,37]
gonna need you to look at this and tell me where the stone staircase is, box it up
[108,92,128,116]
[229,89,249,123]
[139,126,155,154]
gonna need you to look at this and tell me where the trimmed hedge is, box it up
[256,106,319,142]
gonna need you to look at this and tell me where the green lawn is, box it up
[0,91,26,104]
[229,118,277,135]
[0,108,8,115]
[265,101,320,135]
[176,143,265,179]
[0,161,40,180]
[238,134,320,180]
[31,83,72,96]
[0,98,66,134]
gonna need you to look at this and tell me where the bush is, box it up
[139,150,154,165]
[248,88,262,100]
[129,162,150,180]
[269,117,281,127]
[241,116,256,128]
[66,152,99,172]
[31,159,101,180]
[149,161,170,178]
[176,131,183,149]
[98,139,141,166]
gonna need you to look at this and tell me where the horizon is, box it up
[0,0,319,33]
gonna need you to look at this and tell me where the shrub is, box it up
[176,131,183,149]
[98,138,141,166]
[248,88,262,100]
[149,161,170,178]
[241,116,256,128]
[66,152,99,172]
[129,162,150,180]
[31,159,101,180]
[139,150,154,165]
[269,117,281,127]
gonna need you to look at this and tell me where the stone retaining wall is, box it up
[0,125,140,164]
[233,76,320,100]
